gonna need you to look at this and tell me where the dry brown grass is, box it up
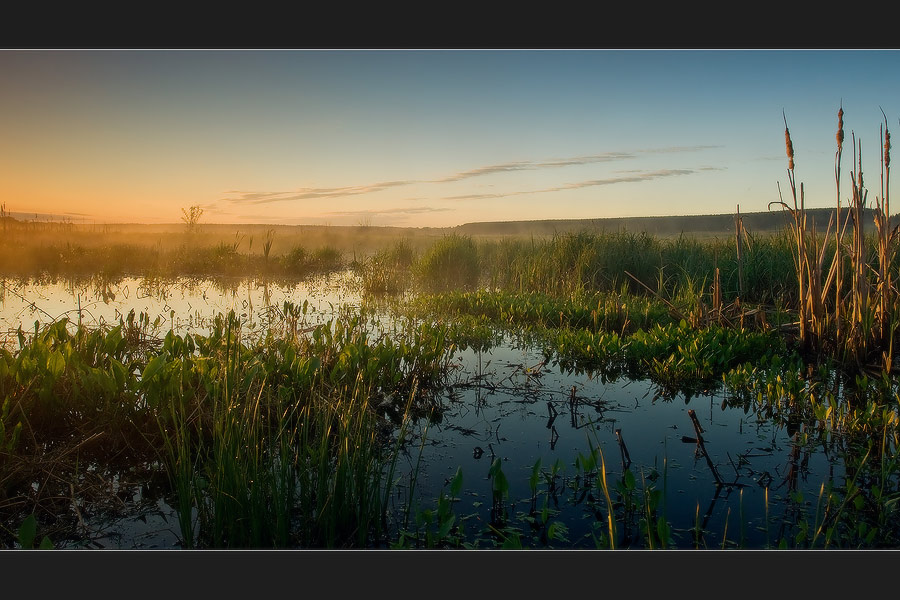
[775,105,900,372]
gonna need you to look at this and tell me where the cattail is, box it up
[785,127,795,171]
[784,112,795,171]
[836,106,844,152]
[884,128,890,169]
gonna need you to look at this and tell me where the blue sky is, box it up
[2,49,899,227]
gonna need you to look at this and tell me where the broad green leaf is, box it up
[449,467,463,497]
[104,327,123,355]
[437,515,455,539]
[18,514,37,549]
[142,355,167,382]
[657,519,671,548]
[529,458,542,491]
[47,349,65,378]
[501,533,523,549]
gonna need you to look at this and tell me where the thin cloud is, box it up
[641,145,721,154]
[219,146,722,205]
[435,146,719,183]
[444,168,706,200]
[326,206,452,217]
[443,192,514,200]
[435,152,636,183]
[222,180,418,205]
[553,169,696,190]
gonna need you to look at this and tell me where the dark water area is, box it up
[398,340,834,549]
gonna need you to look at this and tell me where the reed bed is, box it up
[772,106,900,372]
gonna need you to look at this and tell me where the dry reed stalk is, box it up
[877,121,889,355]
[874,112,899,369]
[773,112,813,349]
[805,215,827,346]
[773,111,845,354]
[713,266,722,325]
[624,270,687,323]
[735,204,745,298]
[834,104,845,345]
[819,213,841,313]
[848,136,870,364]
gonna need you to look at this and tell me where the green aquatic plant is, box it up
[143,308,464,548]
[16,514,53,550]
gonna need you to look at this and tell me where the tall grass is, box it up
[144,308,458,548]
[415,234,479,292]
[360,239,416,296]
[776,106,900,372]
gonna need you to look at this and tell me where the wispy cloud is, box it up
[435,146,719,183]
[434,152,636,183]
[222,180,418,205]
[641,145,722,155]
[552,169,698,191]
[326,206,452,217]
[444,168,716,200]
[219,146,722,206]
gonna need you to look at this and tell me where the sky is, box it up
[2,48,900,228]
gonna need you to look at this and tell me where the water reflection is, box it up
[0,272,362,350]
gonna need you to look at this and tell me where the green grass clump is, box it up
[415,235,480,292]
[408,289,671,335]
[359,239,417,297]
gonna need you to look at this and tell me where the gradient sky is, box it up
[2,49,900,228]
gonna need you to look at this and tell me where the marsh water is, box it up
[0,274,847,549]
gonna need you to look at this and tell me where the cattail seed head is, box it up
[785,126,795,171]
[836,107,844,151]
[884,130,891,169]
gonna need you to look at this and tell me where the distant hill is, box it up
[454,208,892,238]
[3,207,896,240]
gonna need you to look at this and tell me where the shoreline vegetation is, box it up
[3,211,897,371]
[1,105,899,549]
[1,207,891,280]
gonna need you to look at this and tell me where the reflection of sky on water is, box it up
[401,341,842,549]
[0,276,849,548]
[0,272,362,349]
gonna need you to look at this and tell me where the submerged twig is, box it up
[687,409,723,486]
[615,428,632,471]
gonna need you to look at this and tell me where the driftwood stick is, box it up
[615,428,632,471]
[688,409,723,485]
[688,409,705,436]
[783,431,801,492]
[569,386,578,427]
[546,401,558,429]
